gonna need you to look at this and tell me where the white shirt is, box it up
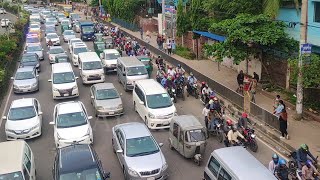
[202,107,209,116]
[167,69,176,77]
[268,161,278,174]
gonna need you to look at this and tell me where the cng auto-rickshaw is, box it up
[136,56,153,78]
[94,41,106,56]
[105,37,114,49]
[169,115,207,165]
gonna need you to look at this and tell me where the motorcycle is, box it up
[288,153,319,180]
[187,83,199,99]
[175,76,185,101]
[242,127,258,152]
[167,87,177,103]
[208,117,224,143]
[200,93,210,105]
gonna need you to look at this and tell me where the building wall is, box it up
[175,31,207,59]
[139,17,158,34]
[277,1,320,48]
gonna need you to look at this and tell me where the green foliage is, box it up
[204,14,294,64]
[90,0,99,6]
[176,0,190,36]
[175,46,196,60]
[103,0,144,22]
[289,54,320,88]
[190,0,209,33]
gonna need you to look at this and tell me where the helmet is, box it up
[242,113,248,118]
[178,64,181,68]
[306,159,313,165]
[213,97,218,101]
[202,81,206,85]
[226,119,233,126]
[190,72,193,76]
[279,159,286,165]
[300,144,309,151]
[272,154,279,159]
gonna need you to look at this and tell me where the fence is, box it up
[250,102,280,131]
[111,17,139,32]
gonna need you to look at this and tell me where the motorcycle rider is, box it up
[167,66,176,78]
[301,159,320,180]
[227,125,246,146]
[209,97,222,116]
[201,83,211,104]
[269,154,280,174]
[165,75,176,90]
[156,55,165,70]
[237,112,253,129]
[207,107,221,131]
[274,159,289,180]
[296,144,318,169]
[161,74,167,87]
[187,72,197,95]
[175,64,185,76]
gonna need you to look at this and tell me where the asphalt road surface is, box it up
[0,12,17,35]
[0,19,277,180]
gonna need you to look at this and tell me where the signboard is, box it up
[165,5,176,14]
[300,43,312,54]
[156,0,188,7]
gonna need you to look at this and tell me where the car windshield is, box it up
[82,26,94,33]
[47,18,56,22]
[22,55,37,62]
[47,34,58,39]
[53,72,75,84]
[146,93,172,109]
[105,53,119,60]
[50,48,64,54]
[30,24,39,28]
[0,172,24,180]
[57,112,87,128]
[126,136,159,157]
[27,45,42,51]
[15,71,35,80]
[59,167,103,180]
[187,129,206,142]
[26,37,40,43]
[64,31,74,35]
[61,21,69,26]
[74,47,87,55]
[96,43,105,49]
[83,61,102,70]
[96,88,119,100]
[126,66,147,76]
[8,106,36,120]
[45,21,55,26]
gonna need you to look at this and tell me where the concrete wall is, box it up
[139,16,158,34]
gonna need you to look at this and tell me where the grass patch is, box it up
[175,46,196,60]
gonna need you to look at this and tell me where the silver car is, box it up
[48,46,67,64]
[25,44,44,60]
[112,122,168,180]
[90,83,123,117]
[12,66,39,93]
[62,30,76,42]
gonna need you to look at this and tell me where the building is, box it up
[277,1,320,53]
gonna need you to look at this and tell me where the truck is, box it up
[80,22,95,41]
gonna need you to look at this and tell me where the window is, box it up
[34,99,39,113]
[135,86,145,103]
[218,168,232,180]
[23,166,30,180]
[315,2,320,23]
[208,157,220,177]
[24,155,31,173]
[25,144,32,160]
[173,123,179,138]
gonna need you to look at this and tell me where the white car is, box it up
[50,101,93,148]
[0,8,7,14]
[62,30,76,42]
[1,19,10,27]
[57,13,65,23]
[3,98,42,140]
[46,33,60,46]
[68,38,82,52]
[29,23,41,32]
[72,44,88,66]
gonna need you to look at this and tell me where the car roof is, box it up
[59,144,97,174]
[50,46,64,50]
[212,147,277,180]
[52,62,73,73]
[73,42,86,46]
[136,79,166,95]
[78,52,99,62]
[103,49,119,54]
[0,141,26,174]
[27,44,41,47]
[23,53,37,57]
[16,66,35,72]
[93,83,115,90]
[69,38,82,42]
[11,98,35,108]
[47,33,58,36]
[118,56,145,67]
[57,101,83,114]
[172,115,203,130]
[116,122,151,139]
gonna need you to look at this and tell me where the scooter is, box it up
[167,87,177,103]
[187,83,198,99]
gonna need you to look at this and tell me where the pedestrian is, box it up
[163,39,167,53]
[279,108,289,139]
[273,95,281,110]
[236,70,244,94]
[140,27,143,40]
[161,35,165,50]
[167,40,172,55]
[274,100,286,118]
[253,72,260,82]
[202,104,210,130]
[171,40,176,54]
[249,78,257,103]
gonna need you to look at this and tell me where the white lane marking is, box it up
[256,137,290,161]
[0,84,13,127]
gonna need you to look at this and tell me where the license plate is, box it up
[147,178,155,180]
[64,93,69,96]
[22,89,28,92]
[163,122,169,126]
[109,112,114,115]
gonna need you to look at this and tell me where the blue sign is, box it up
[165,5,176,14]
[301,43,312,54]
[157,0,188,7]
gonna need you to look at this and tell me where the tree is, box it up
[90,0,99,6]
[263,0,299,19]
[176,0,189,37]
[204,14,296,65]
[190,0,208,32]
[103,0,144,22]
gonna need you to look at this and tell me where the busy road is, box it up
[0,12,278,180]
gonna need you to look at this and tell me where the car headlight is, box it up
[162,162,168,171]
[117,104,123,109]
[148,112,155,119]
[72,85,78,90]
[32,83,38,87]
[53,88,58,92]
[96,106,104,110]
[127,80,132,84]
[128,168,139,177]
[5,129,15,133]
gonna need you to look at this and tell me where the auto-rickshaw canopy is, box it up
[171,115,204,131]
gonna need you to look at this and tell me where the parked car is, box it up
[112,122,168,180]
[0,8,7,14]
[46,32,60,46]
[3,98,42,140]
[62,30,76,42]
[12,66,39,93]
[20,53,41,72]
[48,46,67,64]
[25,44,44,60]
[55,54,70,63]
[52,144,110,179]
[50,101,93,148]
[90,83,123,117]
[1,19,10,27]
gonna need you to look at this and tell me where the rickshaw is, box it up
[94,41,106,56]
[136,56,153,78]
[168,115,207,165]
[93,33,103,42]
[54,54,70,63]
[105,37,114,49]
[60,20,71,33]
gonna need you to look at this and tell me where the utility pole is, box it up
[296,0,308,119]
[162,0,165,36]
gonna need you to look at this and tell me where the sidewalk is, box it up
[103,18,320,156]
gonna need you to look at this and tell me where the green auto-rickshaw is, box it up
[136,55,153,78]
[94,41,106,56]
[60,20,71,33]
[105,37,114,49]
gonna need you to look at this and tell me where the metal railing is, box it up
[111,17,139,32]
[250,102,280,132]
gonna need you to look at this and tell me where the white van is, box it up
[100,49,121,73]
[204,146,277,180]
[78,52,105,84]
[0,140,36,180]
[49,63,79,99]
[133,79,176,129]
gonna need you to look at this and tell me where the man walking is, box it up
[236,70,244,94]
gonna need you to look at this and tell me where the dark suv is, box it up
[53,144,110,180]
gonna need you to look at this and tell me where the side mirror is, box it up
[90,95,94,99]
[139,101,144,105]
[10,77,14,80]
[75,77,79,80]
[38,112,43,115]
[48,79,52,82]
[88,116,93,120]
[116,149,123,153]
[2,116,6,120]
[49,121,55,125]
[159,143,164,147]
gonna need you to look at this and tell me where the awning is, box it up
[193,31,226,42]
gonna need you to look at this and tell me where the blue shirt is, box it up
[274,104,284,117]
